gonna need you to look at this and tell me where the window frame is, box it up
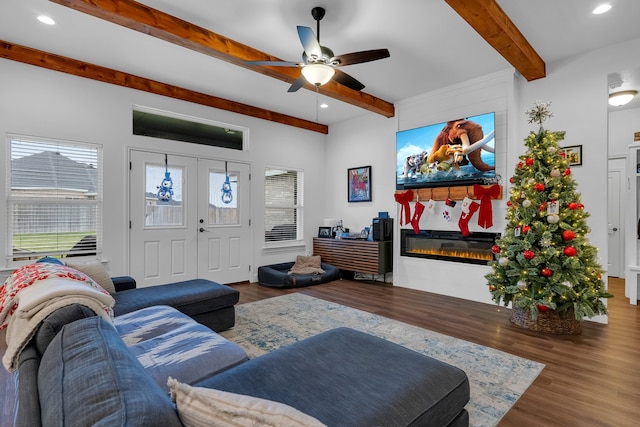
[263,166,304,248]
[6,134,103,265]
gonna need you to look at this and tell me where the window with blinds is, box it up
[8,135,102,261]
[264,168,303,243]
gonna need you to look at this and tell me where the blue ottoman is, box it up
[196,327,470,426]
[113,279,239,331]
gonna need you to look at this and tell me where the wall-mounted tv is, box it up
[396,112,496,189]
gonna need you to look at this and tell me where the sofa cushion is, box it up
[65,259,116,294]
[34,304,96,355]
[168,377,326,427]
[196,327,470,427]
[38,316,182,427]
[114,305,248,392]
[112,279,239,318]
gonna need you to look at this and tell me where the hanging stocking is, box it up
[458,201,480,236]
[411,201,425,234]
[394,190,414,226]
[474,184,501,229]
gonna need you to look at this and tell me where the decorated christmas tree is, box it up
[485,101,612,326]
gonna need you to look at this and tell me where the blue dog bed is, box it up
[258,262,340,288]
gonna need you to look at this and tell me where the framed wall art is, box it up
[561,145,582,166]
[348,165,372,203]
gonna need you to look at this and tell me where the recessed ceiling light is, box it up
[320,103,329,109]
[592,4,612,15]
[37,15,56,25]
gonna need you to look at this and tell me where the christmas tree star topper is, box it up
[526,100,553,126]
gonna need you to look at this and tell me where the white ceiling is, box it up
[2,0,640,126]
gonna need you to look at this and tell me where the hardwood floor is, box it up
[1,277,638,426]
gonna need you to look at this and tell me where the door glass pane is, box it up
[209,170,238,225]
[145,164,184,226]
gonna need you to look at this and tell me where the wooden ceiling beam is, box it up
[445,0,545,81]
[0,40,328,134]
[49,0,395,118]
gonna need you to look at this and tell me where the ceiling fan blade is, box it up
[333,70,365,91]
[332,49,390,66]
[297,26,322,60]
[287,76,307,93]
[245,60,302,67]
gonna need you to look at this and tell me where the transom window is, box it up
[7,135,102,262]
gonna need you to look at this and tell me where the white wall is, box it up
[328,69,515,303]
[609,107,640,157]
[327,38,640,322]
[0,59,328,281]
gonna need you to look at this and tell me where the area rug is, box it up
[220,293,544,427]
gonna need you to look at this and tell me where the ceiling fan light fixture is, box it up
[609,90,638,106]
[301,64,335,86]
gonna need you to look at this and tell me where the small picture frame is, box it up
[348,165,372,202]
[318,226,332,238]
[561,145,582,166]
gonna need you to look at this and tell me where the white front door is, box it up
[197,159,251,284]
[129,150,251,287]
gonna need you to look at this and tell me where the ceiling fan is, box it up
[246,6,390,93]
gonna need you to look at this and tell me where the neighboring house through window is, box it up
[264,167,303,244]
[7,135,102,262]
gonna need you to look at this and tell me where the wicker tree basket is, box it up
[510,307,582,335]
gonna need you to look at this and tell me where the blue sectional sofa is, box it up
[17,304,470,427]
[10,260,470,426]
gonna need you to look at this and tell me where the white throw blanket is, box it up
[0,263,114,372]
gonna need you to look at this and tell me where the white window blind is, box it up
[264,168,303,242]
[8,136,103,261]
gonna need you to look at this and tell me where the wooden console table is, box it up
[313,238,393,280]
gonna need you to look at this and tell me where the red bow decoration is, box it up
[394,190,414,226]
[473,184,500,229]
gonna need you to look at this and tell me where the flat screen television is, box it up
[396,112,496,189]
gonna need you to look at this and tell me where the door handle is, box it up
[199,228,208,233]
[612,227,618,232]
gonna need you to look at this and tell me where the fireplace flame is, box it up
[407,248,493,261]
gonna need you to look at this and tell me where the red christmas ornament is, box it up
[509,176,515,184]
[562,230,576,241]
[564,246,577,257]
[517,162,523,169]
[537,304,550,312]
[522,225,531,234]
[491,244,501,254]
[523,250,535,260]
[560,151,567,158]
[563,168,571,176]
[538,202,547,212]
[507,200,513,207]
[578,203,584,209]
[541,267,553,277]
[525,157,534,166]
[535,183,545,192]
[568,202,578,210]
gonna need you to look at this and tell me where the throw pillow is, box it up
[168,377,327,427]
[35,256,64,265]
[288,255,325,275]
[65,260,116,294]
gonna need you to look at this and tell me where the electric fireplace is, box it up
[400,229,500,265]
